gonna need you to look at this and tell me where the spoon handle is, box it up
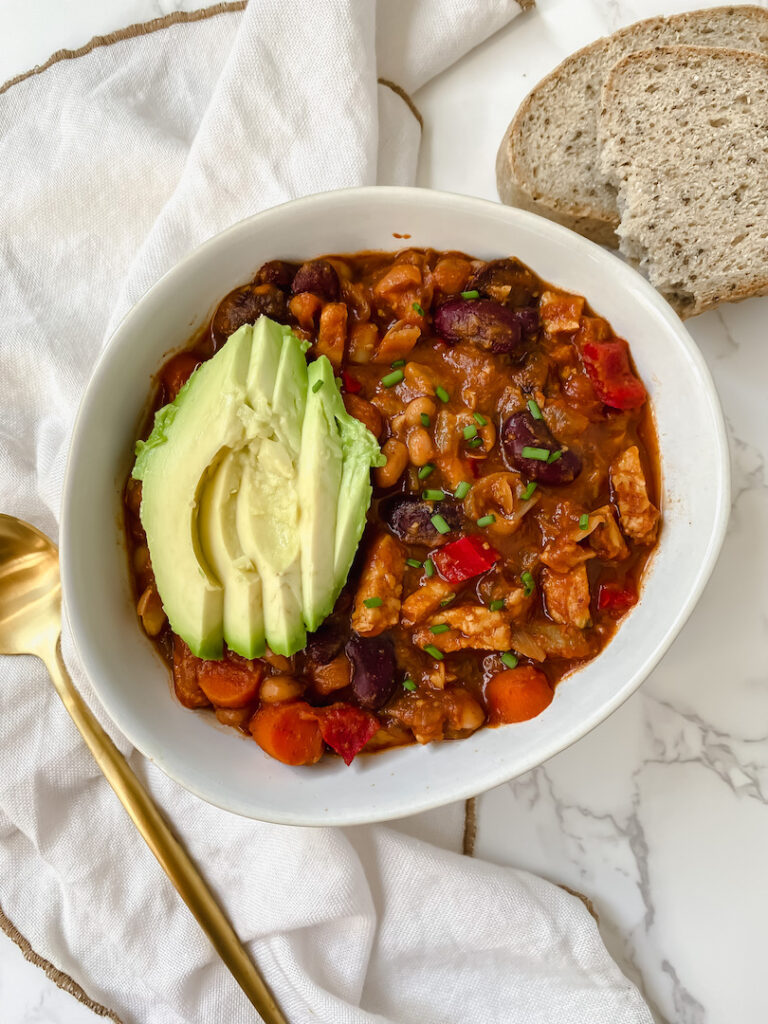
[42,639,288,1024]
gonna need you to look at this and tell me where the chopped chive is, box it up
[364,596,383,608]
[521,571,536,597]
[423,489,446,501]
[460,289,480,299]
[430,623,450,635]
[420,412,431,428]
[312,379,324,393]
[430,513,451,535]
[391,359,406,368]
[402,678,417,691]
[473,412,487,426]
[463,424,478,440]
[406,558,423,569]
[381,369,404,388]
[424,558,436,578]
[435,385,450,403]
[418,463,435,480]
[521,446,550,461]
[527,399,543,420]
[547,449,563,463]
[440,594,456,607]
[477,514,496,528]
[489,599,505,612]
[412,301,425,316]
[423,644,444,660]
[468,436,484,448]
[521,481,538,501]
[579,513,590,531]
[454,480,471,500]
[500,651,519,670]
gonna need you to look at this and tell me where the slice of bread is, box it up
[496,6,768,245]
[599,45,768,317]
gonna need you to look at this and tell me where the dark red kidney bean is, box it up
[256,260,298,290]
[345,633,396,710]
[291,259,340,301]
[466,258,540,307]
[514,308,540,336]
[501,410,582,485]
[212,283,287,345]
[379,496,461,545]
[434,298,524,354]
[305,618,350,666]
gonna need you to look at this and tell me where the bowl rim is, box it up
[60,185,731,825]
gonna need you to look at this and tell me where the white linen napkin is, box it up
[0,2,654,1021]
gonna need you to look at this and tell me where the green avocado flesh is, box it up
[133,316,385,659]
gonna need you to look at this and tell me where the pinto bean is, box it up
[259,675,305,703]
[375,439,409,489]
[212,283,287,343]
[291,259,340,301]
[501,410,582,485]
[348,321,379,364]
[317,302,347,369]
[404,396,436,427]
[137,584,166,636]
[433,298,524,354]
[406,427,435,467]
[288,291,323,330]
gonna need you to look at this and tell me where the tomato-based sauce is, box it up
[124,249,660,765]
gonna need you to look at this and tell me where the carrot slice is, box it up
[197,659,263,708]
[249,702,324,765]
[485,667,553,725]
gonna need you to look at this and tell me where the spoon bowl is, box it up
[0,512,287,1023]
[0,514,60,657]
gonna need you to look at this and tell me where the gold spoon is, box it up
[0,513,288,1024]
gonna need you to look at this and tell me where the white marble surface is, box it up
[2,1,767,1022]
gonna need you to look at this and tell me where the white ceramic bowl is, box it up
[61,187,729,825]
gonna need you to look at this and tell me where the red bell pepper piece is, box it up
[341,370,362,394]
[431,534,500,584]
[319,704,379,765]
[580,338,646,411]
[597,582,637,617]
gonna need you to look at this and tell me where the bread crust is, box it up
[495,6,768,248]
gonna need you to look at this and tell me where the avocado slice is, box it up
[133,324,255,659]
[235,323,309,657]
[298,358,344,631]
[133,315,384,661]
[198,448,265,659]
[332,397,387,584]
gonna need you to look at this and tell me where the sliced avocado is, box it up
[298,358,343,631]
[134,314,384,661]
[235,323,309,656]
[198,449,265,659]
[332,399,386,585]
[133,324,255,659]
[236,437,306,657]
